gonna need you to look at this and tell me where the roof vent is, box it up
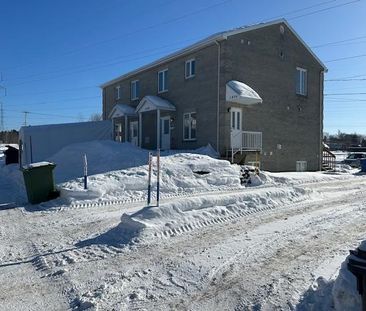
[280,25,285,35]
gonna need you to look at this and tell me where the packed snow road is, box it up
[1,174,366,310]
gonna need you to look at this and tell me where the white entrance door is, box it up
[130,121,138,146]
[115,123,122,142]
[230,108,242,148]
[160,116,170,150]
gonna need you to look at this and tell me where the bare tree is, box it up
[89,113,103,121]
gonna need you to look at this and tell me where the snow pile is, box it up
[47,141,221,184]
[81,186,307,246]
[332,242,365,311]
[0,163,27,204]
[264,170,356,185]
[56,151,241,207]
[332,260,361,310]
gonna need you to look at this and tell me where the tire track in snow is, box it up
[175,193,366,310]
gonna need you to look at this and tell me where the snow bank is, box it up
[332,241,366,311]
[264,170,356,185]
[82,186,307,246]
[0,163,27,204]
[55,151,241,207]
[332,259,361,310]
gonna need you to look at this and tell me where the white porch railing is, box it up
[242,131,262,150]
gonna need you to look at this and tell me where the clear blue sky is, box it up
[0,0,365,134]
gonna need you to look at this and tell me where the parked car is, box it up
[342,153,366,167]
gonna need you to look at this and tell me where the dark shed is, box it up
[4,145,19,165]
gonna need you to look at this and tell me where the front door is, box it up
[160,116,170,150]
[115,123,122,142]
[130,121,138,146]
[230,108,242,148]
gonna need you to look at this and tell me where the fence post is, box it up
[83,154,88,190]
[147,152,152,205]
[157,149,160,207]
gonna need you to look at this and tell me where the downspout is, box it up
[215,40,221,154]
[319,70,324,171]
[102,88,106,120]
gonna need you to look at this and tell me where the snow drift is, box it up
[77,186,308,247]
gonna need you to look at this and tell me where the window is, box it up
[158,69,168,93]
[183,112,197,140]
[131,80,139,100]
[296,67,307,96]
[115,85,121,100]
[296,161,307,172]
[185,59,195,79]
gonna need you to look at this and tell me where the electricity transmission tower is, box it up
[23,111,29,126]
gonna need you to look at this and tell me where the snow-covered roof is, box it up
[226,80,262,105]
[100,19,326,88]
[136,95,176,113]
[108,104,137,119]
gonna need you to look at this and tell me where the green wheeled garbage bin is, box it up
[22,161,59,204]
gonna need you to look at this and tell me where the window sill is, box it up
[131,97,139,101]
[183,139,197,142]
[158,90,168,94]
[296,93,308,98]
[185,75,195,80]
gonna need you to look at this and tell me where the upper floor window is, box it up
[296,67,307,96]
[115,85,121,100]
[131,80,140,100]
[158,69,168,93]
[183,112,197,141]
[185,59,196,79]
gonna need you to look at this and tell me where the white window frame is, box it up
[183,112,197,141]
[296,67,307,96]
[158,69,168,93]
[115,85,121,100]
[185,58,195,79]
[131,80,139,100]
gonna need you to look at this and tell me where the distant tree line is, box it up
[324,131,366,150]
[0,130,19,144]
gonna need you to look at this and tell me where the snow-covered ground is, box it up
[333,150,349,163]
[0,141,365,310]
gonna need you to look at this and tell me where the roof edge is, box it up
[100,18,326,88]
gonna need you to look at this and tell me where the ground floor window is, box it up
[183,112,197,140]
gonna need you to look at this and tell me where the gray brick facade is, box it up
[101,19,325,172]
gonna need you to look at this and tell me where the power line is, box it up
[311,35,366,48]
[325,92,366,95]
[4,85,99,98]
[1,0,233,72]
[287,0,360,20]
[5,36,205,85]
[325,78,366,81]
[3,0,361,79]
[6,46,189,87]
[324,54,366,63]
[259,0,337,22]
[4,108,80,120]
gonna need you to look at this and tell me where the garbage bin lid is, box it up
[23,161,55,169]
[5,145,19,150]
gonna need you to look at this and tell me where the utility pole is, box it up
[23,111,29,126]
[0,101,4,131]
[0,73,7,131]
